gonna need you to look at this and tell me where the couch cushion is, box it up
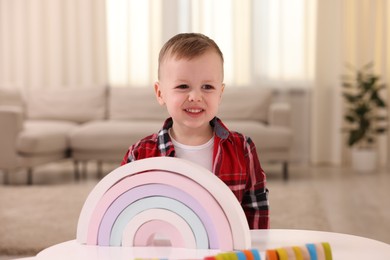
[109,87,169,120]
[0,87,25,109]
[69,120,162,152]
[218,88,273,123]
[26,87,106,123]
[17,120,78,154]
[224,120,292,150]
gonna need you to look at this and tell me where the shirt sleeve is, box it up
[119,133,162,166]
[120,149,131,165]
[120,142,139,165]
[242,136,270,229]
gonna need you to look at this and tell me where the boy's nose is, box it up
[188,90,202,102]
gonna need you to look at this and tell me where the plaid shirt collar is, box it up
[157,117,230,156]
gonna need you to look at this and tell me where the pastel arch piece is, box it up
[103,196,209,249]
[122,209,196,248]
[87,172,232,249]
[133,220,187,247]
[77,157,251,249]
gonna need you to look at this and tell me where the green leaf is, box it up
[348,129,366,146]
[355,103,370,116]
[367,137,374,144]
[370,91,386,107]
[375,128,387,133]
[374,116,388,121]
[342,93,359,103]
[342,82,353,88]
[344,115,355,123]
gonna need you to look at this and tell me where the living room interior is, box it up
[0,0,389,259]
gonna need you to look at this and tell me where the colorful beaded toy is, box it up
[203,242,332,260]
[204,249,261,260]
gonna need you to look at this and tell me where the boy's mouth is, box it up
[185,108,204,114]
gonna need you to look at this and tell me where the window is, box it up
[106,0,316,88]
[252,0,316,87]
[107,0,156,86]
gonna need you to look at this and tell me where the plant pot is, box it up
[351,148,377,172]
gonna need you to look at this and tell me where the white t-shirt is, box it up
[169,129,214,171]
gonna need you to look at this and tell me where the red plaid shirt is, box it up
[121,117,269,229]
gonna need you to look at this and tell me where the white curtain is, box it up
[106,0,316,89]
[252,0,317,88]
[311,0,390,166]
[0,0,107,90]
[106,0,161,87]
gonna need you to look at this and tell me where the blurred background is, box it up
[1,0,389,166]
[0,0,389,258]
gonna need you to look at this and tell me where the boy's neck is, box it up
[169,126,213,146]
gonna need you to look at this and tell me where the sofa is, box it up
[0,86,292,184]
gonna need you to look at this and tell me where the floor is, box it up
[1,160,389,259]
[266,162,390,244]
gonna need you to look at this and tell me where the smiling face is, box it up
[155,50,224,143]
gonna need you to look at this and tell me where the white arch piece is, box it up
[77,157,251,249]
[122,208,196,248]
[133,220,183,247]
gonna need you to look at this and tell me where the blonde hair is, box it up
[158,33,224,79]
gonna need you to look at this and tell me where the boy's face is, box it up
[155,50,224,134]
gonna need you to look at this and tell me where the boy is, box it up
[121,33,269,229]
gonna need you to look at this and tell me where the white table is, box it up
[31,229,390,259]
[252,229,390,259]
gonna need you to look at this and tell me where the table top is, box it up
[33,229,390,259]
[252,229,390,259]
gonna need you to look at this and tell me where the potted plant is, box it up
[341,62,387,172]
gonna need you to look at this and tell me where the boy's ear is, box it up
[154,82,165,105]
[219,83,225,105]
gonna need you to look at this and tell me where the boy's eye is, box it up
[176,84,189,89]
[202,84,214,90]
